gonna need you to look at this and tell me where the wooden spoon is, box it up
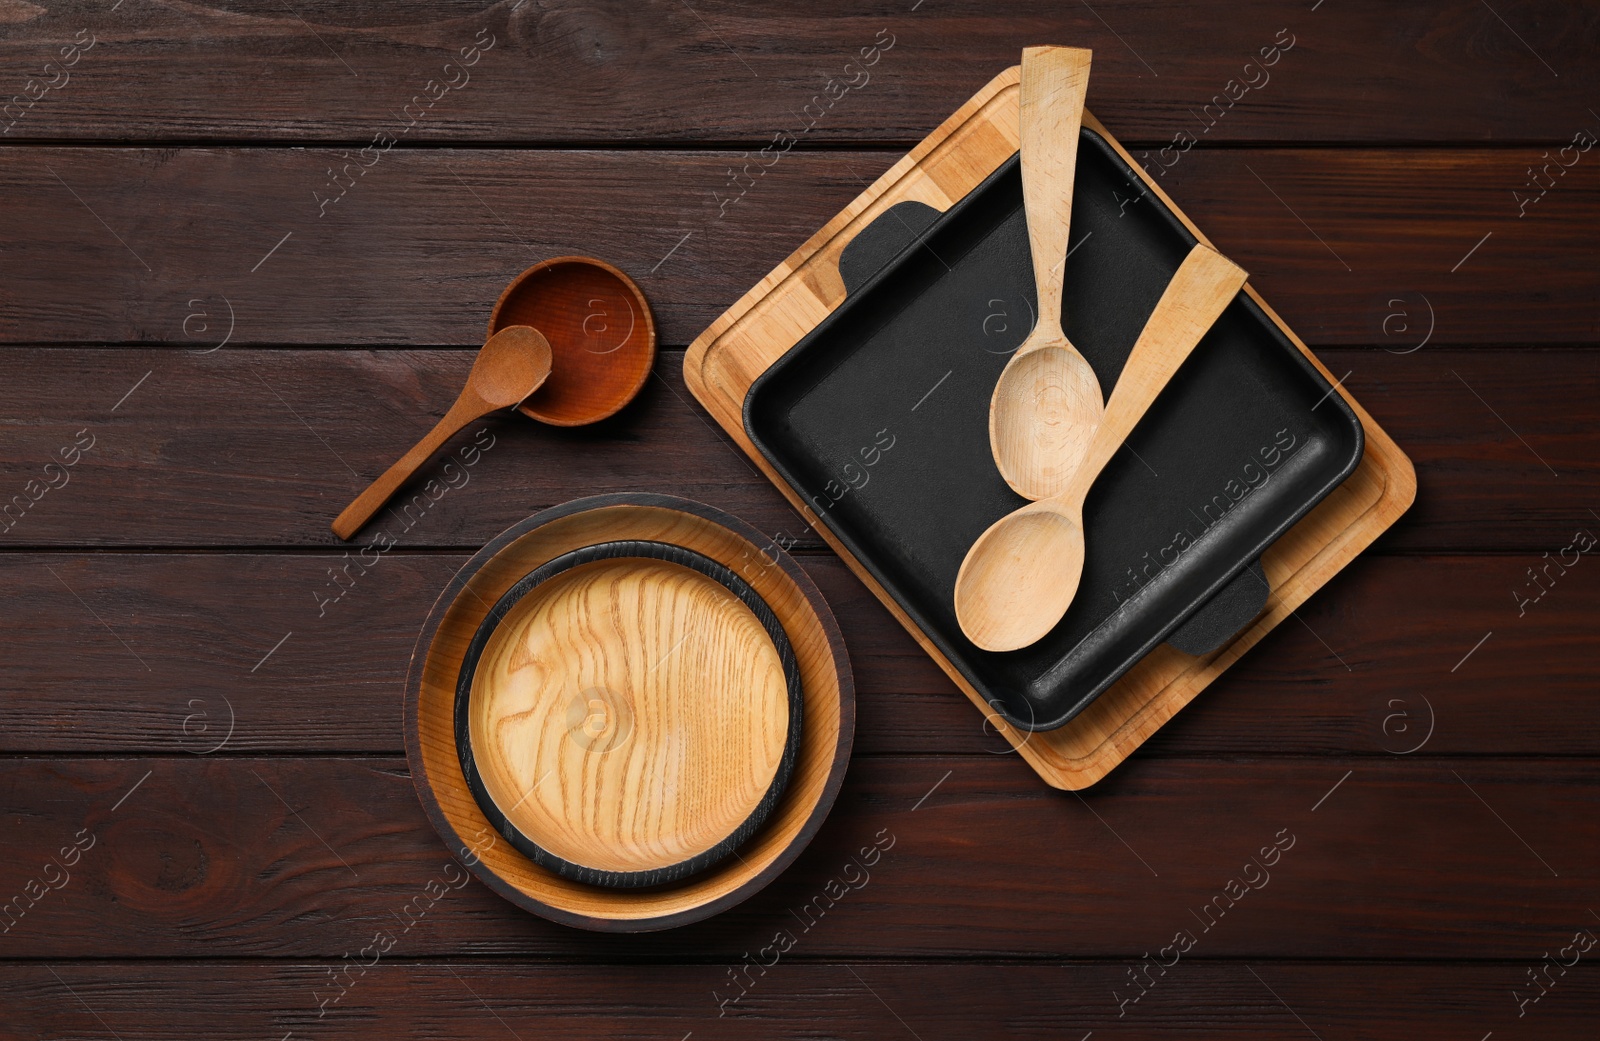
[332,326,553,541]
[955,244,1248,652]
[989,45,1102,501]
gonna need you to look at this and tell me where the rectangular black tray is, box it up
[743,128,1363,731]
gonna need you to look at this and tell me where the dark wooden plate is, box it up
[454,540,804,889]
[405,494,853,932]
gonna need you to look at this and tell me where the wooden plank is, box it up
[0,147,1596,347]
[0,756,1592,959]
[5,962,1598,1040]
[1,551,1586,758]
[0,2,1596,144]
[0,347,1591,550]
[0,347,797,548]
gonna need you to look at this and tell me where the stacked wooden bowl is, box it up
[405,493,854,931]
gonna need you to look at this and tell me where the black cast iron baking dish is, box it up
[743,128,1364,732]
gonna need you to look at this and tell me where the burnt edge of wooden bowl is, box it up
[403,493,855,932]
[453,539,805,889]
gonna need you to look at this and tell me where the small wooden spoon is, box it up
[989,45,1102,501]
[955,244,1248,652]
[332,326,552,541]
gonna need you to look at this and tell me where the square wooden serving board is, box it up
[684,66,1416,789]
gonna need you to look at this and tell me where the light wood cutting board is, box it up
[684,66,1415,790]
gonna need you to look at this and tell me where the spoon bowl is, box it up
[467,324,555,410]
[990,337,1102,496]
[957,243,1249,651]
[955,502,1087,651]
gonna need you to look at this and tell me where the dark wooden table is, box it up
[3,3,1598,1037]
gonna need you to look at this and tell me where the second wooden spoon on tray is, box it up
[955,243,1249,653]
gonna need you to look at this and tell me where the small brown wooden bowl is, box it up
[454,540,804,889]
[487,256,656,427]
[405,494,854,932]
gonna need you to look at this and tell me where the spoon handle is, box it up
[331,394,487,541]
[1059,243,1248,506]
[1019,46,1092,340]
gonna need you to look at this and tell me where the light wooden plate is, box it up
[455,540,803,889]
[405,494,853,931]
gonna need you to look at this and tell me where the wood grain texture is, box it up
[0,148,1597,347]
[0,551,1591,757]
[1,1,1595,1027]
[1019,46,1092,334]
[6,962,1599,1040]
[466,555,790,879]
[0,346,1591,551]
[0,1,1596,143]
[0,756,1593,959]
[407,497,850,930]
